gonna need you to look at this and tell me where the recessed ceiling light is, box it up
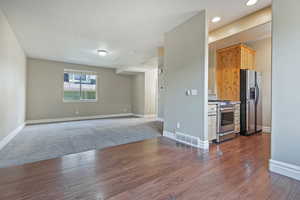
[212,16,221,23]
[246,0,258,6]
[97,49,108,56]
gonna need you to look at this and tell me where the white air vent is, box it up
[163,131,209,149]
[175,132,199,147]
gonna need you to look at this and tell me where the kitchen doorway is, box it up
[207,22,272,144]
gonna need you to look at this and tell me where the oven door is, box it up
[219,109,235,133]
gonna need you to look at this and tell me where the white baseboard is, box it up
[163,130,175,139]
[0,123,25,151]
[133,114,157,118]
[198,139,210,150]
[263,126,272,133]
[26,113,134,125]
[163,130,209,150]
[269,159,300,181]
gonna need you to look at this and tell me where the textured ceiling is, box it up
[0,0,271,68]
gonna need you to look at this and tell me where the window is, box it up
[63,70,97,102]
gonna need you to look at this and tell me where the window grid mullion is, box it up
[80,72,82,100]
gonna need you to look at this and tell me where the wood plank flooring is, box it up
[0,133,299,200]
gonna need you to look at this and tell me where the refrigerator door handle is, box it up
[246,101,249,130]
[255,85,260,104]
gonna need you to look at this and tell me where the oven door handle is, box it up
[220,109,234,113]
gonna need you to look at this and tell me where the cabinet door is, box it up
[241,47,248,69]
[250,51,256,70]
[248,51,252,69]
[208,115,217,141]
[241,46,256,70]
[217,47,240,101]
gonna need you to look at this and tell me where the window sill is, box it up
[63,100,98,103]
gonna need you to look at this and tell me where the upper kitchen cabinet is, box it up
[241,45,256,70]
[216,44,256,101]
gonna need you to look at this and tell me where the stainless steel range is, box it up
[209,100,238,143]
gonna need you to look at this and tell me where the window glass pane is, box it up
[74,74,81,81]
[63,72,81,101]
[81,74,87,81]
[81,74,97,100]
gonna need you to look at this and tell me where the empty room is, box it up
[0,0,300,199]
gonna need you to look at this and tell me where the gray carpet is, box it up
[0,117,162,168]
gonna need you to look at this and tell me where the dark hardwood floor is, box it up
[0,133,299,200]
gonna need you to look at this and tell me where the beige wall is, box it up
[132,69,158,116]
[208,47,217,94]
[26,58,132,120]
[157,48,165,118]
[0,10,26,141]
[144,69,158,115]
[247,37,272,128]
[131,73,145,115]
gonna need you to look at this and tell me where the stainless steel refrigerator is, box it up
[240,69,262,135]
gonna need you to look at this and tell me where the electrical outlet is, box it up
[176,122,181,129]
[75,110,79,115]
[123,108,128,113]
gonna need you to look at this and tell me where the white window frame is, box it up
[63,69,98,103]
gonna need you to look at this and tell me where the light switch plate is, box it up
[191,89,198,96]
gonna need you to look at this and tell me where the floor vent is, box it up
[163,131,209,149]
[175,132,199,147]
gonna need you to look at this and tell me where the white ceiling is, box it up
[0,0,271,68]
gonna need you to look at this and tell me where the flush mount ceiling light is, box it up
[246,0,258,6]
[212,16,221,23]
[97,49,108,56]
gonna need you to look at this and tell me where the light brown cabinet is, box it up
[241,45,256,70]
[216,44,256,101]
